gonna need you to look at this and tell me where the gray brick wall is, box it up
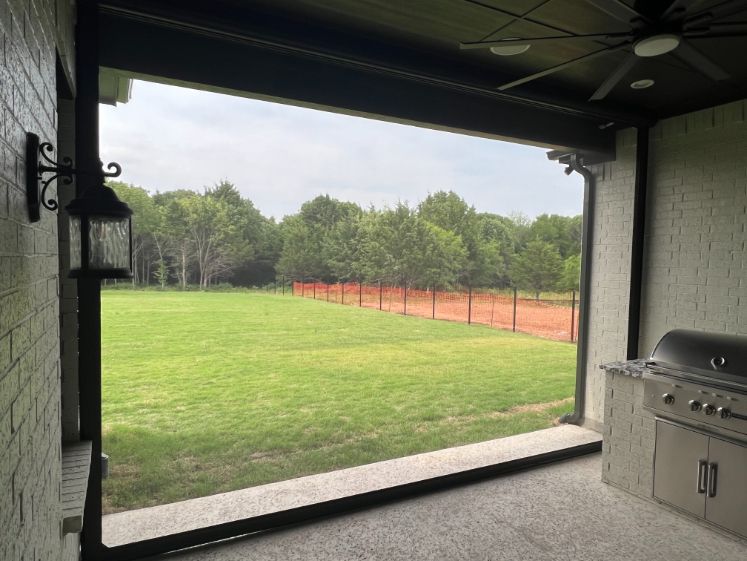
[583,129,637,428]
[583,100,747,428]
[601,372,655,498]
[0,1,78,560]
[639,100,747,353]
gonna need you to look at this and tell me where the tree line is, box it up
[112,181,582,298]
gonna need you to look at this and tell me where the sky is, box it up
[99,80,583,221]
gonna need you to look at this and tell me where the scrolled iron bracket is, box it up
[26,132,122,222]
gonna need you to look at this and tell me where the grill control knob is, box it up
[717,407,731,419]
[662,393,675,405]
[688,400,702,412]
[703,404,716,416]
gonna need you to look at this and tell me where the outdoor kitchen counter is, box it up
[599,359,656,500]
[599,358,648,378]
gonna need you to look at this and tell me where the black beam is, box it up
[77,2,105,561]
[97,11,617,156]
[626,127,650,360]
[99,0,652,128]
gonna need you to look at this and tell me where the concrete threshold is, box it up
[102,424,601,547]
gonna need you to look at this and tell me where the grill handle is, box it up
[697,459,708,494]
[707,462,718,498]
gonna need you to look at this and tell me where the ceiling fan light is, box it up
[489,39,531,56]
[633,34,681,57]
[630,78,655,90]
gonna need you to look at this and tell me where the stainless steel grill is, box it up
[642,329,747,538]
[648,329,747,390]
[644,329,747,437]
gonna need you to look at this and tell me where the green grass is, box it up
[101,291,576,512]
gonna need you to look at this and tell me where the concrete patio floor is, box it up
[143,453,747,561]
[104,425,600,546]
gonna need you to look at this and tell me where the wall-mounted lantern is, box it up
[25,132,133,279]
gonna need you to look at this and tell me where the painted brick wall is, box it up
[583,99,747,428]
[639,100,747,353]
[0,1,78,560]
[583,129,637,429]
[601,372,655,498]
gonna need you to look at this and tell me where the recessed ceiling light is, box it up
[630,78,655,89]
[634,34,681,57]
[489,39,531,56]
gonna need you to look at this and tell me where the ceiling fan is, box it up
[459,0,747,101]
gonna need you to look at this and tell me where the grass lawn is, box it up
[101,290,576,513]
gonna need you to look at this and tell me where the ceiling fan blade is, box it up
[589,53,638,100]
[685,29,747,38]
[497,43,630,91]
[674,41,730,81]
[684,21,747,34]
[460,32,634,49]
[688,0,747,23]
[661,0,698,21]
[585,0,651,24]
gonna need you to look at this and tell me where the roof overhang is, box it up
[97,3,626,162]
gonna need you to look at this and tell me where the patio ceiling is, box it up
[98,0,747,160]
[234,0,747,117]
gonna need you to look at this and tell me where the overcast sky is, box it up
[99,80,582,221]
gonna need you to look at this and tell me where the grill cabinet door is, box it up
[654,421,708,518]
[705,437,747,538]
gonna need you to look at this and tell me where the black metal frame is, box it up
[627,127,650,360]
[78,2,105,559]
[75,3,604,560]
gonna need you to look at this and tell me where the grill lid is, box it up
[649,329,747,385]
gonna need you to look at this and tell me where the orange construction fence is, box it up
[291,281,579,342]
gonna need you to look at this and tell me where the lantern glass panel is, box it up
[88,215,131,270]
[69,215,82,270]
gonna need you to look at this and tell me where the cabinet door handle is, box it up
[697,459,708,494]
[707,462,718,498]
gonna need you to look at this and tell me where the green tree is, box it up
[529,214,582,259]
[418,191,496,286]
[357,203,466,289]
[276,216,319,280]
[277,194,362,281]
[326,213,363,281]
[153,190,197,289]
[476,213,516,287]
[180,193,236,288]
[110,181,159,286]
[510,240,563,300]
[560,254,581,291]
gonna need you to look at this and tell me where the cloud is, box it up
[100,80,583,220]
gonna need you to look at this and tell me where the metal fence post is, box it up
[313,281,316,299]
[512,287,517,332]
[432,288,436,319]
[571,289,577,342]
[341,282,345,305]
[379,280,383,310]
[467,286,472,324]
[490,292,495,327]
